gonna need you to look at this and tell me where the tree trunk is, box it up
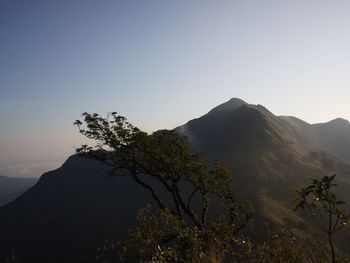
[328,233,336,263]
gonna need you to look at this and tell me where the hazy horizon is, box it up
[1,0,350,177]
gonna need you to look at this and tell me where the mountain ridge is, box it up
[1,98,350,262]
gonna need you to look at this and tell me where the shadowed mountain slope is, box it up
[1,98,350,262]
[178,98,350,253]
[0,176,37,206]
[0,157,151,263]
[280,116,350,162]
[313,118,350,161]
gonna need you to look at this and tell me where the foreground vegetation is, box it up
[74,112,350,263]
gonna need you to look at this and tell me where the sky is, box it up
[1,0,350,178]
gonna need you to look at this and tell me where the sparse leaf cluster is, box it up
[76,112,349,263]
[294,174,350,263]
[75,112,252,262]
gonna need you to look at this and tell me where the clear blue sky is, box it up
[1,0,350,177]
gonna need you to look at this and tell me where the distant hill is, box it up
[0,176,37,206]
[279,116,350,162]
[0,98,350,262]
[0,157,151,263]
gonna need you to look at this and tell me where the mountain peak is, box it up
[328,118,349,126]
[228,97,247,104]
[208,98,247,115]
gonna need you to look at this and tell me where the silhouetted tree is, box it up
[75,112,252,262]
[294,174,350,263]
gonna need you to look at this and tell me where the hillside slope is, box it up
[178,98,350,253]
[0,157,151,263]
[1,98,350,262]
[0,176,37,206]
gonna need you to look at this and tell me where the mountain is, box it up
[178,99,350,236]
[0,175,37,206]
[0,157,151,263]
[1,98,350,262]
[280,116,350,161]
[313,118,350,161]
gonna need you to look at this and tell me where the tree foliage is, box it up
[246,229,330,263]
[97,205,252,263]
[75,112,252,262]
[294,174,350,263]
[74,112,350,262]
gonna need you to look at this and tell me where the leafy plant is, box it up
[75,112,252,262]
[294,175,350,263]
